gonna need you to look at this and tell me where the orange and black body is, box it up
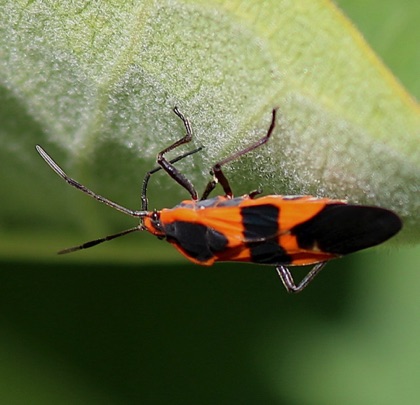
[36,107,402,293]
[144,195,401,268]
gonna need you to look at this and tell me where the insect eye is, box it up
[151,211,162,230]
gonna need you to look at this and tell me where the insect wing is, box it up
[191,196,330,265]
[290,203,402,255]
[197,196,402,266]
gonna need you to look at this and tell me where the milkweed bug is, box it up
[36,107,402,293]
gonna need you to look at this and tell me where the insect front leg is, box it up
[141,146,203,210]
[156,107,198,200]
[276,262,327,293]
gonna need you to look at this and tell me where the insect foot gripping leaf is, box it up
[36,108,402,293]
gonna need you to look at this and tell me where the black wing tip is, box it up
[379,207,403,237]
[334,205,403,252]
[339,205,403,250]
[291,204,403,255]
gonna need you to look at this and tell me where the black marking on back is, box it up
[241,204,292,265]
[291,204,402,255]
[241,204,280,239]
[164,221,228,262]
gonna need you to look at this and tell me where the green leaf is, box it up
[0,0,418,261]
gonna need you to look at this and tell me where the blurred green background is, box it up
[1,1,419,404]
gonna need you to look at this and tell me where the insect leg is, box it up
[141,146,203,210]
[156,107,199,200]
[275,262,327,293]
[249,189,263,199]
[200,177,217,201]
[201,108,277,200]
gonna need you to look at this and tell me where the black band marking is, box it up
[241,204,292,265]
[164,221,228,262]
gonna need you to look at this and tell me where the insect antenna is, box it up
[36,145,148,218]
[36,143,204,254]
[58,226,142,254]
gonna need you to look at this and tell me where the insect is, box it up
[36,107,402,293]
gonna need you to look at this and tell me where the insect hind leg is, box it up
[201,108,277,200]
[276,262,327,293]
